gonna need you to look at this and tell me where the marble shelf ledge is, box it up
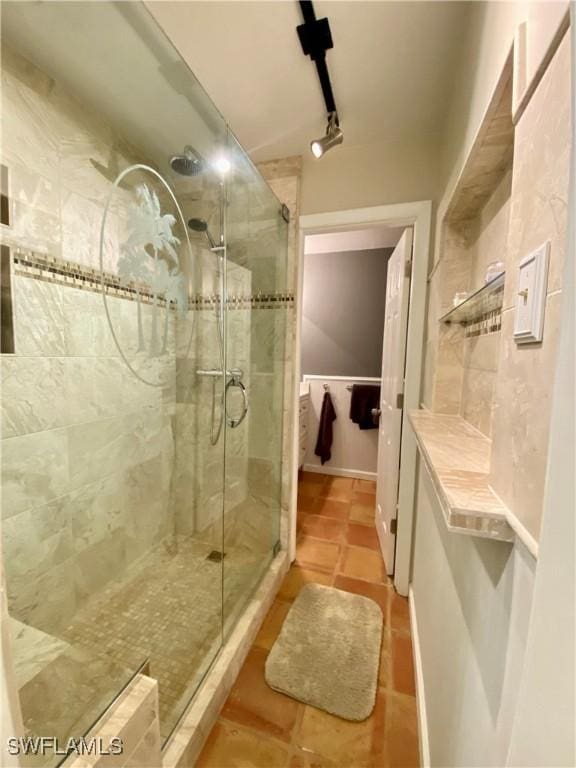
[409,410,515,543]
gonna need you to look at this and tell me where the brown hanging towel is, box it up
[314,391,337,465]
[349,384,381,430]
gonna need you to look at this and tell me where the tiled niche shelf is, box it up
[439,271,505,326]
[409,410,515,543]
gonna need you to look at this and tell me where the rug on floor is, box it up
[264,583,383,720]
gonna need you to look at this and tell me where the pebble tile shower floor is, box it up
[17,536,263,748]
[198,475,420,768]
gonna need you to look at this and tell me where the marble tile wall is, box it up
[1,49,177,636]
[2,41,301,764]
[423,29,569,546]
[428,224,471,414]
[65,674,162,768]
[256,157,302,550]
[170,157,299,622]
[490,31,570,542]
[429,156,511,435]
[460,169,511,437]
[173,156,299,554]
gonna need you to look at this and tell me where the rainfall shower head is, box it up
[188,218,218,249]
[170,145,205,176]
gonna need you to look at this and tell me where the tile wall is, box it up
[422,29,570,542]
[490,32,571,541]
[0,46,176,636]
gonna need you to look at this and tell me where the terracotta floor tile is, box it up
[197,719,290,767]
[384,692,420,767]
[201,478,419,765]
[295,692,386,767]
[346,522,381,550]
[315,498,350,521]
[349,503,376,527]
[303,515,347,542]
[254,600,291,652]
[278,566,333,602]
[390,591,411,634]
[325,476,355,492]
[339,546,386,584]
[301,471,326,485]
[392,633,416,696]
[296,536,341,573]
[332,574,390,613]
[354,479,377,494]
[379,633,392,689]
[320,485,353,503]
[353,491,377,506]
[298,495,322,514]
[299,481,325,499]
[371,689,388,765]
[221,647,299,742]
[290,748,339,767]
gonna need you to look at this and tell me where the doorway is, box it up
[292,202,432,596]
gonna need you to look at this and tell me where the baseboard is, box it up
[409,586,430,768]
[302,464,377,481]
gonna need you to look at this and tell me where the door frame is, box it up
[290,200,432,597]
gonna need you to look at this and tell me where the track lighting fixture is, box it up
[296,1,343,159]
[311,111,343,158]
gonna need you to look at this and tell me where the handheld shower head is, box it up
[170,146,205,176]
[188,218,217,249]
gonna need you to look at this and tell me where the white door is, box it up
[375,228,413,574]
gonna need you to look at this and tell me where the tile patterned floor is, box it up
[15,536,263,753]
[198,474,420,767]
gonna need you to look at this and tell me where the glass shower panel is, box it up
[223,133,289,629]
[0,0,229,758]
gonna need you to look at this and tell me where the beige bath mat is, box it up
[265,583,383,720]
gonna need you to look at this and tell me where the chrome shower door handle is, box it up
[225,378,248,428]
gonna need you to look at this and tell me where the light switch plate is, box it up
[513,241,550,344]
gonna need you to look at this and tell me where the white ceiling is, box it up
[304,226,404,254]
[147,1,471,162]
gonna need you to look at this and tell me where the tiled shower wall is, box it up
[171,177,292,559]
[256,157,301,548]
[0,46,176,634]
[460,168,512,437]
[1,45,301,641]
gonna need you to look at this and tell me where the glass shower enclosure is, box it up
[0,1,288,762]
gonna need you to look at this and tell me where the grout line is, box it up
[202,512,417,765]
[216,715,294,754]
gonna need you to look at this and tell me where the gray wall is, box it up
[302,248,392,377]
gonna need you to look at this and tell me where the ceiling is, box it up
[304,226,404,255]
[147,1,471,162]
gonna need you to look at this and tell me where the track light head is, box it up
[310,112,343,159]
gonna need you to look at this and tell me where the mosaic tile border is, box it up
[191,294,295,310]
[11,247,168,306]
[8,248,295,311]
[463,308,502,338]
[1,244,15,353]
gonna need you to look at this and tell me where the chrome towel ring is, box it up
[225,375,248,428]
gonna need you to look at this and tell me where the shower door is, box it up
[1,1,289,761]
[222,134,289,628]
[0,0,238,760]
